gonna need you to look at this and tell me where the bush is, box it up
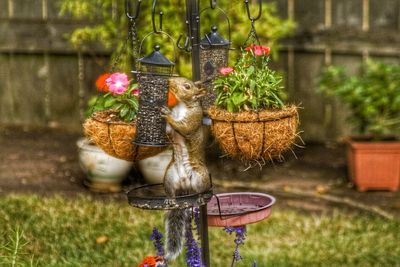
[319,60,400,137]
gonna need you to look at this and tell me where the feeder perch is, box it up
[127,183,214,210]
[133,44,175,147]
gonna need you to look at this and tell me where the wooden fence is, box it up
[1,0,400,142]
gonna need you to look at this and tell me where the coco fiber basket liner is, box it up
[208,105,299,162]
[83,110,165,161]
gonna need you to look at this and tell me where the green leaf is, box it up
[104,98,116,108]
[247,66,255,76]
[232,92,247,106]
[120,105,129,118]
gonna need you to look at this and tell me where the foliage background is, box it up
[59,0,295,76]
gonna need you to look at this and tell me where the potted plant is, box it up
[319,60,400,191]
[80,72,172,191]
[83,72,165,161]
[208,44,299,163]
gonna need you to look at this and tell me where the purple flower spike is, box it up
[150,227,165,256]
[185,212,204,267]
[223,226,247,263]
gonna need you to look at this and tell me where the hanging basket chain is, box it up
[110,0,141,72]
[243,0,262,46]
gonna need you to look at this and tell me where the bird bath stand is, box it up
[124,0,276,266]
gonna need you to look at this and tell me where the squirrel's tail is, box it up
[164,208,191,261]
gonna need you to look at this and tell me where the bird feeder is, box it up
[200,26,230,112]
[133,44,175,146]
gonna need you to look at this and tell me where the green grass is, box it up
[0,194,399,267]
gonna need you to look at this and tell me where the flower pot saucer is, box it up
[207,192,275,227]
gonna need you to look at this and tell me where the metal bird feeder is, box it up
[196,5,231,114]
[133,44,175,146]
[133,0,176,147]
[200,26,230,112]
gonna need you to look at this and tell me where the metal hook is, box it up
[210,0,217,9]
[177,20,192,52]
[177,34,192,52]
[125,0,141,20]
[244,0,262,21]
[151,0,163,33]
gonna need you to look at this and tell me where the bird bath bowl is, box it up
[207,192,276,227]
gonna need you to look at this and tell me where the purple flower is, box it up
[185,213,203,267]
[150,227,164,256]
[223,226,247,262]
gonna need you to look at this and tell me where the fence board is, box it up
[326,54,363,139]
[48,55,80,130]
[0,0,8,18]
[12,0,43,19]
[370,0,399,30]
[266,0,288,19]
[332,0,363,28]
[294,0,325,32]
[5,54,47,126]
[0,54,11,123]
[293,52,327,142]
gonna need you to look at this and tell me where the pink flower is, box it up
[106,72,129,95]
[245,44,270,56]
[219,67,234,76]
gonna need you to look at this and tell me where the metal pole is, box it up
[186,1,210,266]
[200,204,210,266]
[188,0,201,81]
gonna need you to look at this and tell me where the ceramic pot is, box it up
[137,149,173,184]
[77,138,133,192]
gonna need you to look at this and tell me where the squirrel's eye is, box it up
[183,83,191,90]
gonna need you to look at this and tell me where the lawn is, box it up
[0,194,399,267]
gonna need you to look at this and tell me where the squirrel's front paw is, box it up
[160,106,171,117]
[164,198,177,207]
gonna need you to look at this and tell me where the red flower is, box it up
[138,256,163,267]
[245,44,270,56]
[219,67,234,76]
[95,73,111,92]
[132,89,140,95]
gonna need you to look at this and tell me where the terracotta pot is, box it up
[347,139,400,192]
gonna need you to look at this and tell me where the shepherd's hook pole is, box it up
[186,0,210,266]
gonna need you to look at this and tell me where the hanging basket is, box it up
[83,110,166,161]
[208,105,299,162]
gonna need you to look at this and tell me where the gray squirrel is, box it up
[161,77,211,262]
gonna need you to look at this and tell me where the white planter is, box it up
[77,138,133,190]
[137,149,173,184]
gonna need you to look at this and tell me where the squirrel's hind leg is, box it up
[164,164,180,207]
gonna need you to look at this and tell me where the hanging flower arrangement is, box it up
[83,72,166,161]
[208,44,299,164]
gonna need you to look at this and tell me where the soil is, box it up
[0,125,399,218]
